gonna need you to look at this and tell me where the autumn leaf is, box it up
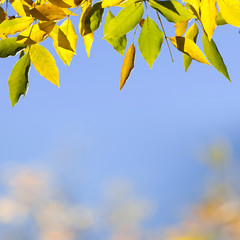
[0,17,34,36]
[102,0,125,8]
[169,36,209,65]
[218,0,240,28]
[200,0,218,41]
[120,43,135,90]
[183,22,199,71]
[174,21,188,36]
[30,44,59,86]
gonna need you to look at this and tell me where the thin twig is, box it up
[156,11,174,63]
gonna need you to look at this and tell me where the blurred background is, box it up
[1,3,240,239]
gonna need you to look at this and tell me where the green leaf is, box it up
[0,37,27,58]
[202,32,230,81]
[104,2,144,38]
[85,2,104,34]
[183,22,198,71]
[149,0,194,23]
[104,9,127,55]
[8,52,31,107]
[138,16,163,68]
[216,12,227,26]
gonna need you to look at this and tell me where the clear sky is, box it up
[1,8,240,229]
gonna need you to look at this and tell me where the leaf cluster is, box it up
[0,0,237,106]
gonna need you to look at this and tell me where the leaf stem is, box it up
[156,11,174,63]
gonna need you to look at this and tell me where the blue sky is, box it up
[1,8,240,227]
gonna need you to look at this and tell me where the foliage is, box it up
[0,0,238,106]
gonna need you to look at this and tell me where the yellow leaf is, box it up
[9,0,30,16]
[200,0,217,41]
[102,0,125,8]
[120,43,135,90]
[29,4,66,21]
[183,0,200,16]
[218,0,240,27]
[30,44,59,87]
[48,0,82,8]
[17,21,56,44]
[51,19,77,65]
[174,21,188,36]
[0,16,34,35]
[83,32,93,57]
[169,36,210,65]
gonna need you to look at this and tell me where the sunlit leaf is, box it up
[79,1,92,36]
[0,17,34,35]
[83,32,94,57]
[104,3,144,38]
[120,43,135,90]
[202,32,230,81]
[48,0,82,8]
[183,22,198,71]
[104,9,127,55]
[149,0,194,23]
[138,16,163,68]
[29,4,66,21]
[200,0,218,41]
[9,0,30,16]
[30,44,59,86]
[183,0,200,16]
[174,21,188,36]
[0,37,27,58]
[102,0,125,8]
[218,0,240,27]
[118,0,141,8]
[8,52,31,107]
[17,21,56,44]
[169,36,209,65]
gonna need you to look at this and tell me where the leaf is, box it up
[8,52,31,107]
[174,21,188,36]
[9,0,30,16]
[104,3,144,38]
[138,16,163,68]
[169,36,209,65]
[118,0,141,8]
[83,32,94,57]
[120,43,135,90]
[202,31,230,81]
[149,0,194,23]
[218,0,240,27]
[0,37,27,58]
[183,22,198,71]
[0,6,6,23]
[48,0,82,8]
[30,44,59,86]
[17,21,56,44]
[216,12,227,25]
[56,19,78,65]
[0,17,34,35]
[102,0,125,8]
[183,0,200,17]
[84,2,104,34]
[29,4,66,21]
[200,0,218,41]
[104,9,126,55]
[79,1,92,36]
